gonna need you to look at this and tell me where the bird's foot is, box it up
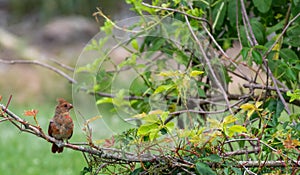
[56,140,64,147]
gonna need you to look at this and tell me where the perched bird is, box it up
[48,98,74,153]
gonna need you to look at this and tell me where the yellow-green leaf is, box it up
[165,122,174,132]
[223,115,237,125]
[189,70,204,77]
[158,71,179,77]
[227,125,247,137]
[137,123,158,136]
[153,84,174,95]
[131,39,139,50]
[207,118,222,129]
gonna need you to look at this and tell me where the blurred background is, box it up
[0,1,135,174]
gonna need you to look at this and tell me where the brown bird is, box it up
[48,98,74,153]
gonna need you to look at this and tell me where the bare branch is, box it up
[240,0,258,46]
[184,15,233,115]
[0,59,77,84]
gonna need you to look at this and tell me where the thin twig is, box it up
[240,0,258,46]
[259,13,300,116]
[184,15,233,115]
[0,59,77,84]
[243,83,290,92]
[46,57,75,72]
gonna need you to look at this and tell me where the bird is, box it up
[48,98,74,153]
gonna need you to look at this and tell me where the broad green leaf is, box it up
[195,162,216,175]
[149,38,165,51]
[267,99,284,119]
[227,0,241,27]
[149,128,160,141]
[253,0,272,13]
[202,154,222,163]
[198,88,207,98]
[143,114,159,124]
[284,24,300,46]
[137,123,158,136]
[165,122,174,132]
[252,50,262,65]
[250,20,266,44]
[279,48,299,61]
[241,47,250,60]
[286,68,297,81]
[160,111,169,123]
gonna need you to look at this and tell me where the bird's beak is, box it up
[69,104,73,109]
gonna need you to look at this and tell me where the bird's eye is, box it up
[64,104,68,108]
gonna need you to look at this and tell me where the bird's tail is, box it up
[51,143,63,153]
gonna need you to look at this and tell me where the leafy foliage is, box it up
[75,0,300,174]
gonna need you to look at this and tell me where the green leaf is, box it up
[223,115,237,125]
[284,25,300,47]
[165,122,174,132]
[96,97,113,105]
[279,48,299,62]
[267,98,284,119]
[143,114,159,124]
[252,50,262,65]
[250,20,266,44]
[137,123,158,136]
[198,88,207,98]
[131,39,139,50]
[149,37,166,51]
[149,128,160,141]
[202,154,222,163]
[227,0,241,27]
[160,111,169,123]
[228,125,247,133]
[100,20,113,34]
[241,47,250,60]
[227,125,247,137]
[287,89,300,102]
[253,0,272,13]
[195,162,216,175]
[153,84,174,95]
[286,68,297,81]
[190,70,204,77]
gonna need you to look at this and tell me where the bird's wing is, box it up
[48,120,54,136]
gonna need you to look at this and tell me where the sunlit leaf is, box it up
[189,70,204,77]
[223,115,237,125]
[165,122,174,132]
[160,111,169,123]
[153,84,174,94]
[207,118,222,129]
[287,89,300,102]
[131,39,139,50]
[227,125,247,137]
[137,123,158,136]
